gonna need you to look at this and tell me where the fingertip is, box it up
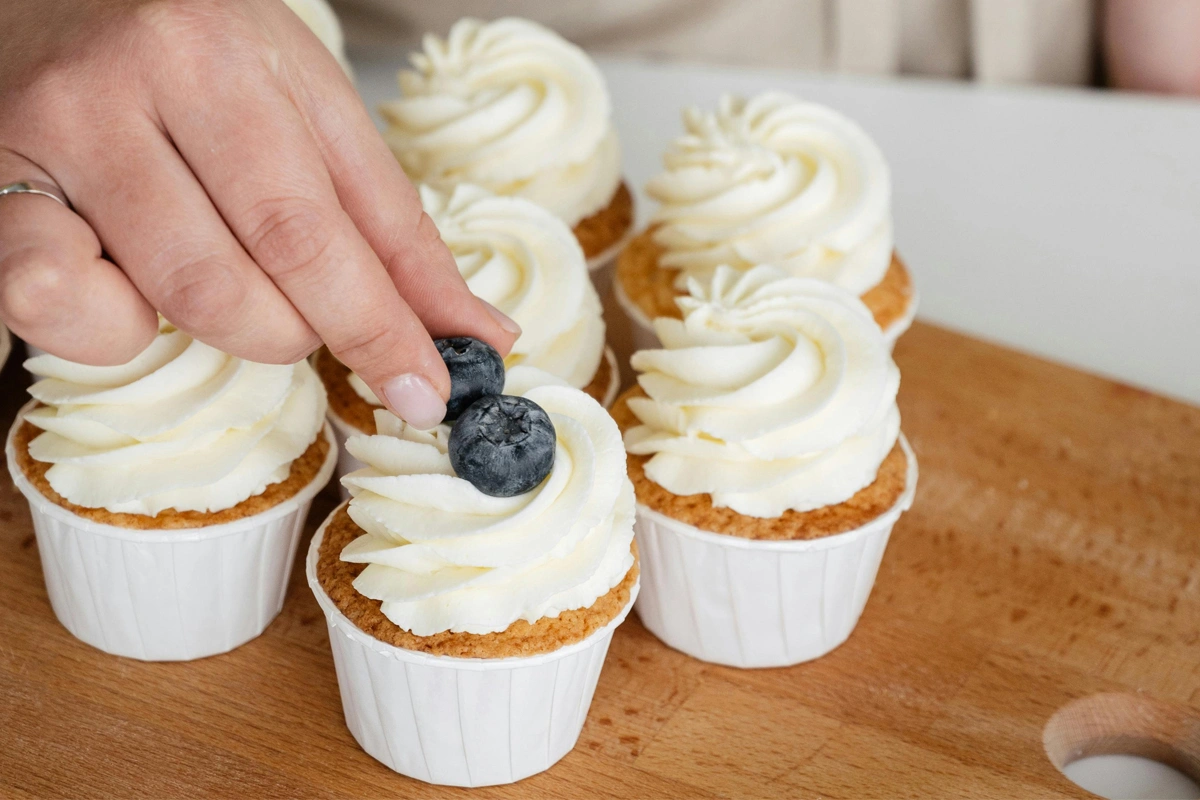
[41,301,157,366]
[0,246,159,366]
[379,372,447,430]
[480,299,522,355]
[103,308,160,364]
[330,306,454,421]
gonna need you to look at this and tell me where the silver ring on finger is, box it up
[0,180,71,209]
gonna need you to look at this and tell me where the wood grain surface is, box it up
[1,322,1198,798]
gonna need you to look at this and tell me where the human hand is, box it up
[1105,0,1200,96]
[0,0,519,429]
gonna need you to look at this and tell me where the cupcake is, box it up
[613,266,917,668]
[615,92,917,353]
[380,17,634,285]
[307,366,639,786]
[316,183,618,486]
[5,318,335,661]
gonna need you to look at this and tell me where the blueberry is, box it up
[449,395,556,497]
[435,337,506,422]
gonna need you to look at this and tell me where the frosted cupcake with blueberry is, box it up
[613,265,917,668]
[380,17,634,282]
[307,343,638,786]
[5,318,335,661]
[316,183,618,484]
[615,92,917,351]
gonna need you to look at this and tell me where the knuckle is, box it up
[245,198,338,284]
[5,54,93,135]
[0,249,70,328]
[13,63,74,116]
[380,210,459,301]
[382,209,442,272]
[126,1,260,75]
[331,324,403,378]
[130,0,229,47]
[3,2,239,134]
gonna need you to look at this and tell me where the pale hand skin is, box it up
[0,0,519,429]
[1106,0,1200,95]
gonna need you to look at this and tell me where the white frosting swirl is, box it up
[381,17,622,227]
[347,183,606,407]
[23,320,327,516]
[340,367,635,636]
[646,92,893,295]
[624,265,900,518]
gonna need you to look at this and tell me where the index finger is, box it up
[158,70,450,428]
[276,14,522,356]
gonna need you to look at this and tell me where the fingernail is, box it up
[381,373,446,430]
[481,299,522,336]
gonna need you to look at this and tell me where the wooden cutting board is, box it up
[1,321,1197,798]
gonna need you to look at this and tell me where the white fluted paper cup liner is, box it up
[327,345,622,501]
[617,275,918,355]
[881,290,919,351]
[5,402,337,661]
[634,435,918,669]
[306,509,639,787]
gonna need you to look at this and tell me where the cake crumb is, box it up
[317,505,639,658]
[12,418,330,530]
[612,388,909,541]
[615,226,915,332]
